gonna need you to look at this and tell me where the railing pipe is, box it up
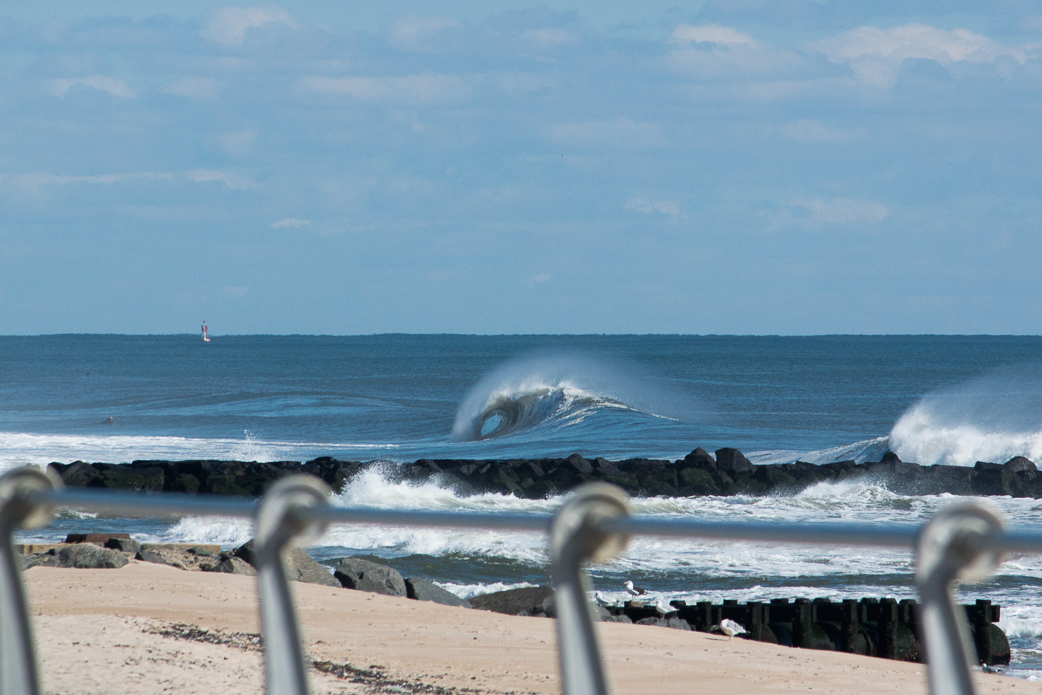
[550,484,631,695]
[254,476,332,695]
[1,469,60,695]
[915,502,1006,695]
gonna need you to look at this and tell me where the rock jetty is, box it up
[47,449,1042,499]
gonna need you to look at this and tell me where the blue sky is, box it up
[1,2,1041,335]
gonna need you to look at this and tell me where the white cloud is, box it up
[162,77,220,100]
[3,172,172,188]
[201,6,295,47]
[530,273,552,285]
[299,74,471,105]
[186,170,257,190]
[271,218,310,229]
[781,119,856,144]
[523,28,579,49]
[218,127,259,157]
[669,24,758,48]
[812,24,1041,88]
[666,24,802,79]
[52,75,135,99]
[390,16,461,51]
[790,197,889,225]
[547,118,663,148]
[625,197,683,219]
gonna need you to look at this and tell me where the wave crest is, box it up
[450,352,700,443]
[452,383,627,441]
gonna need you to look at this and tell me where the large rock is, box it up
[208,555,257,575]
[136,545,223,571]
[27,544,128,569]
[715,448,753,474]
[334,557,407,596]
[232,540,339,587]
[405,577,471,607]
[469,586,555,617]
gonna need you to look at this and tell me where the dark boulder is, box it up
[334,557,407,596]
[93,463,165,492]
[1005,457,1038,474]
[678,468,719,496]
[208,555,258,575]
[405,577,471,608]
[104,537,142,555]
[233,539,340,586]
[469,585,555,617]
[54,461,99,487]
[680,448,716,470]
[715,448,753,474]
[565,453,594,475]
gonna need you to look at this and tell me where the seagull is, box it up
[653,598,676,616]
[713,618,747,641]
[624,580,648,596]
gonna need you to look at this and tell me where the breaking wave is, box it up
[889,364,1042,466]
[450,352,703,442]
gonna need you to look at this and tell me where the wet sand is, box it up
[23,561,1042,695]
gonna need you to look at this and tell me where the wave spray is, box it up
[890,363,1042,466]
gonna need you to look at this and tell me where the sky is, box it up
[1,2,1041,335]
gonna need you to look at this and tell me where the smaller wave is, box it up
[748,437,892,466]
[0,430,401,474]
[437,581,538,600]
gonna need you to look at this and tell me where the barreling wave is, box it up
[889,363,1042,467]
[452,383,631,442]
[450,352,702,443]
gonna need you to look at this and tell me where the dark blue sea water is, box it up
[5,334,1042,676]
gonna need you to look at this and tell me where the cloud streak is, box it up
[812,24,1041,88]
[201,6,296,47]
[299,74,472,105]
[52,76,135,99]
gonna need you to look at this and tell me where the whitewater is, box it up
[6,334,1042,675]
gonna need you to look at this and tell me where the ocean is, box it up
[4,334,1042,675]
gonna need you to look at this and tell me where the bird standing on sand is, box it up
[624,580,647,596]
[714,618,747,641]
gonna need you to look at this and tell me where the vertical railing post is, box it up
[550,483,631,695]
[254,476,332,695]
[0,468,61,695]
[916,502,1005,695]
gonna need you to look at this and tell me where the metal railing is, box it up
[0,467,1026,695]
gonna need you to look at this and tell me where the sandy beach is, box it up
[19,561,1041,695]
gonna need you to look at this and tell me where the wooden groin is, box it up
[615,596,1009,665]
